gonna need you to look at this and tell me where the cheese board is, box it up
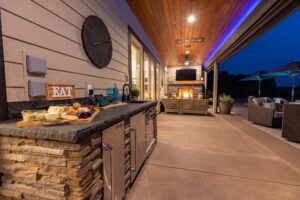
[16,103,100,127]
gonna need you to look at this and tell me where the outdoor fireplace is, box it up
[178,88,193,99]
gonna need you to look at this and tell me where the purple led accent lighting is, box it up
[203,0,261,66]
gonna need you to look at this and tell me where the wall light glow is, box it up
[203,0,261,66]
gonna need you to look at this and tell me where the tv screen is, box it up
[176,69,196,81]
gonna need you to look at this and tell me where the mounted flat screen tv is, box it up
[176,69,196,81]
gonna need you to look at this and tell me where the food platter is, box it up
[16,103,100,127]
[69,109,100,124]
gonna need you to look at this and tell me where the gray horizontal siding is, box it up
[0,0,130,102]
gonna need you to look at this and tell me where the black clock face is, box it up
[82,15,112,68]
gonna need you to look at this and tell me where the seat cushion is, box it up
[274,111,283,118]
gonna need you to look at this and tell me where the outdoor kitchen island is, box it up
[0,101,158,200]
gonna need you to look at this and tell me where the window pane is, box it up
[156,63,160,100]
[150,61,155,100]
[131,43,142,99]
[144,54,150,100]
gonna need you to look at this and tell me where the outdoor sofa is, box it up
[162,99,209,115]
[248,97,283,128]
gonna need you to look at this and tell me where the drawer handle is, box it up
[103,143,114,200]
[130,128,137,133]
[131,167,137,172]
[103,143,113,151]
[130,128,137,172]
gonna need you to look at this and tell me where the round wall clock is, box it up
[82,15,112,68]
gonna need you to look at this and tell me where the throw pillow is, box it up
[253,98,263,106]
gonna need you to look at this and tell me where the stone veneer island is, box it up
[0,101,157,200]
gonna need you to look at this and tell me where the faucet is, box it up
[122,84,131,102]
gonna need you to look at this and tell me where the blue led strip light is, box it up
[203,0,261,66]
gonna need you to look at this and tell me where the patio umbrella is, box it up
[240,71,272,97]
[264,61,300,101]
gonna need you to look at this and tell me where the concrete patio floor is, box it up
[127,110,300,200]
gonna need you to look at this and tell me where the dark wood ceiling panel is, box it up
[127,0,255,66]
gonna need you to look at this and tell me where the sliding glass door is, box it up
[144,53,150,100]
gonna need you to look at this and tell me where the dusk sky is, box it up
[220,8,300,87]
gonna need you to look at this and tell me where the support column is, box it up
[213,61,218,114]
[291,74,296,102]
[204,70,208,98]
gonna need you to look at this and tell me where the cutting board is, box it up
[16,121,43,127]
[100,102,127,110]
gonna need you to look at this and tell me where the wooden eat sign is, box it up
[46,84,75,100]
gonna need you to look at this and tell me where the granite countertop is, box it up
[0,101,157,143]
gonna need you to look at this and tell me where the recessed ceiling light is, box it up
[188,15,195,23]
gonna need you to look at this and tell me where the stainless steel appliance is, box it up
[130,111,146,181]
[145,107,157,157]
[146,117,155,157]
[103,121,125,200]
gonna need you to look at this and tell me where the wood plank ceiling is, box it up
[126,0,257,66]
